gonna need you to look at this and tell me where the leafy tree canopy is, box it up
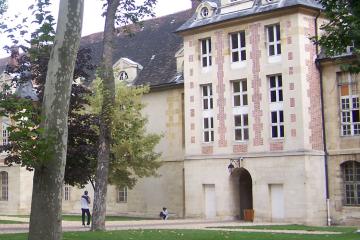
[90,79,162,189]
[317,0,360,72]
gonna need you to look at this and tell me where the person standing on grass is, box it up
[81,190,91,226]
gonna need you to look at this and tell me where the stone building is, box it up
[0,0,359,226]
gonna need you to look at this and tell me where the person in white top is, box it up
[160,207,169,220]
[80,190,91,226]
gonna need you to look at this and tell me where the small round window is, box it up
[200,7,209,18]
[119,71,128,80]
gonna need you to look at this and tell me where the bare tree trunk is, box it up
[28,1,84,240]
[91,0,120,231]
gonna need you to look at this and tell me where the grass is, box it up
[0,220,25,224]
[213,224,357,233]
[0,229,359,240]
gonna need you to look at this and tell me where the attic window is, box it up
[200,7,209,18]
[119,71,128,80]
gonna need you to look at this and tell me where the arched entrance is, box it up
[231,167,253,220]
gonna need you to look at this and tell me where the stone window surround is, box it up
[268,74,284,139]
[0,171,8,201]
[266,23,281,56]
[200,38,212,68]
[117,187,128,203]
[341,161,360,206]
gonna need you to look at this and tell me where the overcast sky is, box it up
[0,0,191,57]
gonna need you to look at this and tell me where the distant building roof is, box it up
[176,0,322,33]
[80,9,194,88]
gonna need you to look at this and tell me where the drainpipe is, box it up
[314,10,331,226]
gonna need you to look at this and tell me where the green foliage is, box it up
[90,80,162,189]
[317,0,360,72]
[0,0,6,15]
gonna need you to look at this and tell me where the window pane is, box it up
[202,86,208,96]
[204,131,209,142]
[279,111,284,122]
[277,44,281,54]
[203,99,208,110]
[270,77,276,88]
[202,57,207,67]
[276,24,280,41]
[233,82,240,93]
[280,125,284,137]
[235,129,242,141]
[202,40,207,54]
[243,95,248,106]
[353,110,360,122]
[272,126,278,138]
[271,111,277,123]
[210,99,213,109]
[231,34,238,49]
[278,76,282,86]
[271,91,277,102]
[269,45,275,56]
[240,31,245,48]
[234,96,241,106]
[209,40,212,53]
[244,128,249,140]
[232,52,239,62]
[210,118,214,128]
[279,90,283,102]
[243,114,248,126]
[241,50,246,61]
[210,131,214,141]
[268,26,274,42]
[209,56,212,66]
[234,115,241,126]
[242,80,247,91]
[204,118,208,129]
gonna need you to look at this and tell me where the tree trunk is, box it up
[28,1,84,240]
[91,0,120,231]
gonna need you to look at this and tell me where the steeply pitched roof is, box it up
[81,9,194,87]
[177,0,322,33]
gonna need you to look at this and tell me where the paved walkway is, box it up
[0,217,341,235]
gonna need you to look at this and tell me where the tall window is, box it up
[234,114,249,141]
[0,171,8,201]
[119,71,128,80]
[233,80,248,107]
[202,84,213,110]
[338,73,360,136]
[269,75,284,138]
[267,24,281,56]
[64,185,71,201]
[117,187,128,203]
[230,31,246,62]
[203,117,214,142]
[2,123,9,146]
[342,161,360,205]
[201,38,212,67]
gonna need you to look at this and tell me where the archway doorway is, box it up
[231,168,253,220]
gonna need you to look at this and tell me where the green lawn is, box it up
[213,225,357,233]
[0,229,359,240]
[0,220,25,224]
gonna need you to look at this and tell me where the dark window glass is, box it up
[234,96,241,106]
[235,115,241,126]
[203,86,208,96]
[278,44,281,54]
[204,118,208,129]
[243,95,248,106]
[203,99,208,110]
[268,26,274,42]
[270,77,276,88]
[272,126,278,138]
[210,99,213,109]
[242,80,247,91]
[271,111,277,123]
[209,56,212,66]
[235,129,242,141]
[204,131,209,142]
[231,34,238,49]
[276,24,280,41]
[279,90,283,102]
[202,57,207,67]
[271,91,277,102]
[210,118,214,128]
[280,125,284,137]
[269,45,275,56]
[240,31,246,48]
[233,82,240,93]
[202,40,207,54]
[232,52,239,62]
[280,111,284,122]
[241,50,246,61]
[244,129,249,140]
[244,114,248,126]
[353,110,360,122]
[278,76,282,86]
[209,40,212,53]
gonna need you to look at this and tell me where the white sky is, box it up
[0,0,191,57]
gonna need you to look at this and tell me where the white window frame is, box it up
[267,24,281,56]
[0,171,8,201]
[269,74,284,139]
[232,79,248,107]
[203,117,214,143]
[2,122,9,146]
[201,38,212,68]
[202,84,213,110]
[117,187,128,203]
[269,75,283,103]
[230,31,246,63]
[340,73,360,136]
[234,114,249,141]
[342,161,360,206]
[119,71,128,80]
[64,185,71,201]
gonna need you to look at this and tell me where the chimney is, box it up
[191,0,201,9]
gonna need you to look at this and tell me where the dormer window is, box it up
[200,7,209,18]
[119,71,128,81]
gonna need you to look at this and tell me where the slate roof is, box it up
[0,9,193,88]
[80,9,194,87]
[177,0,322,33]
